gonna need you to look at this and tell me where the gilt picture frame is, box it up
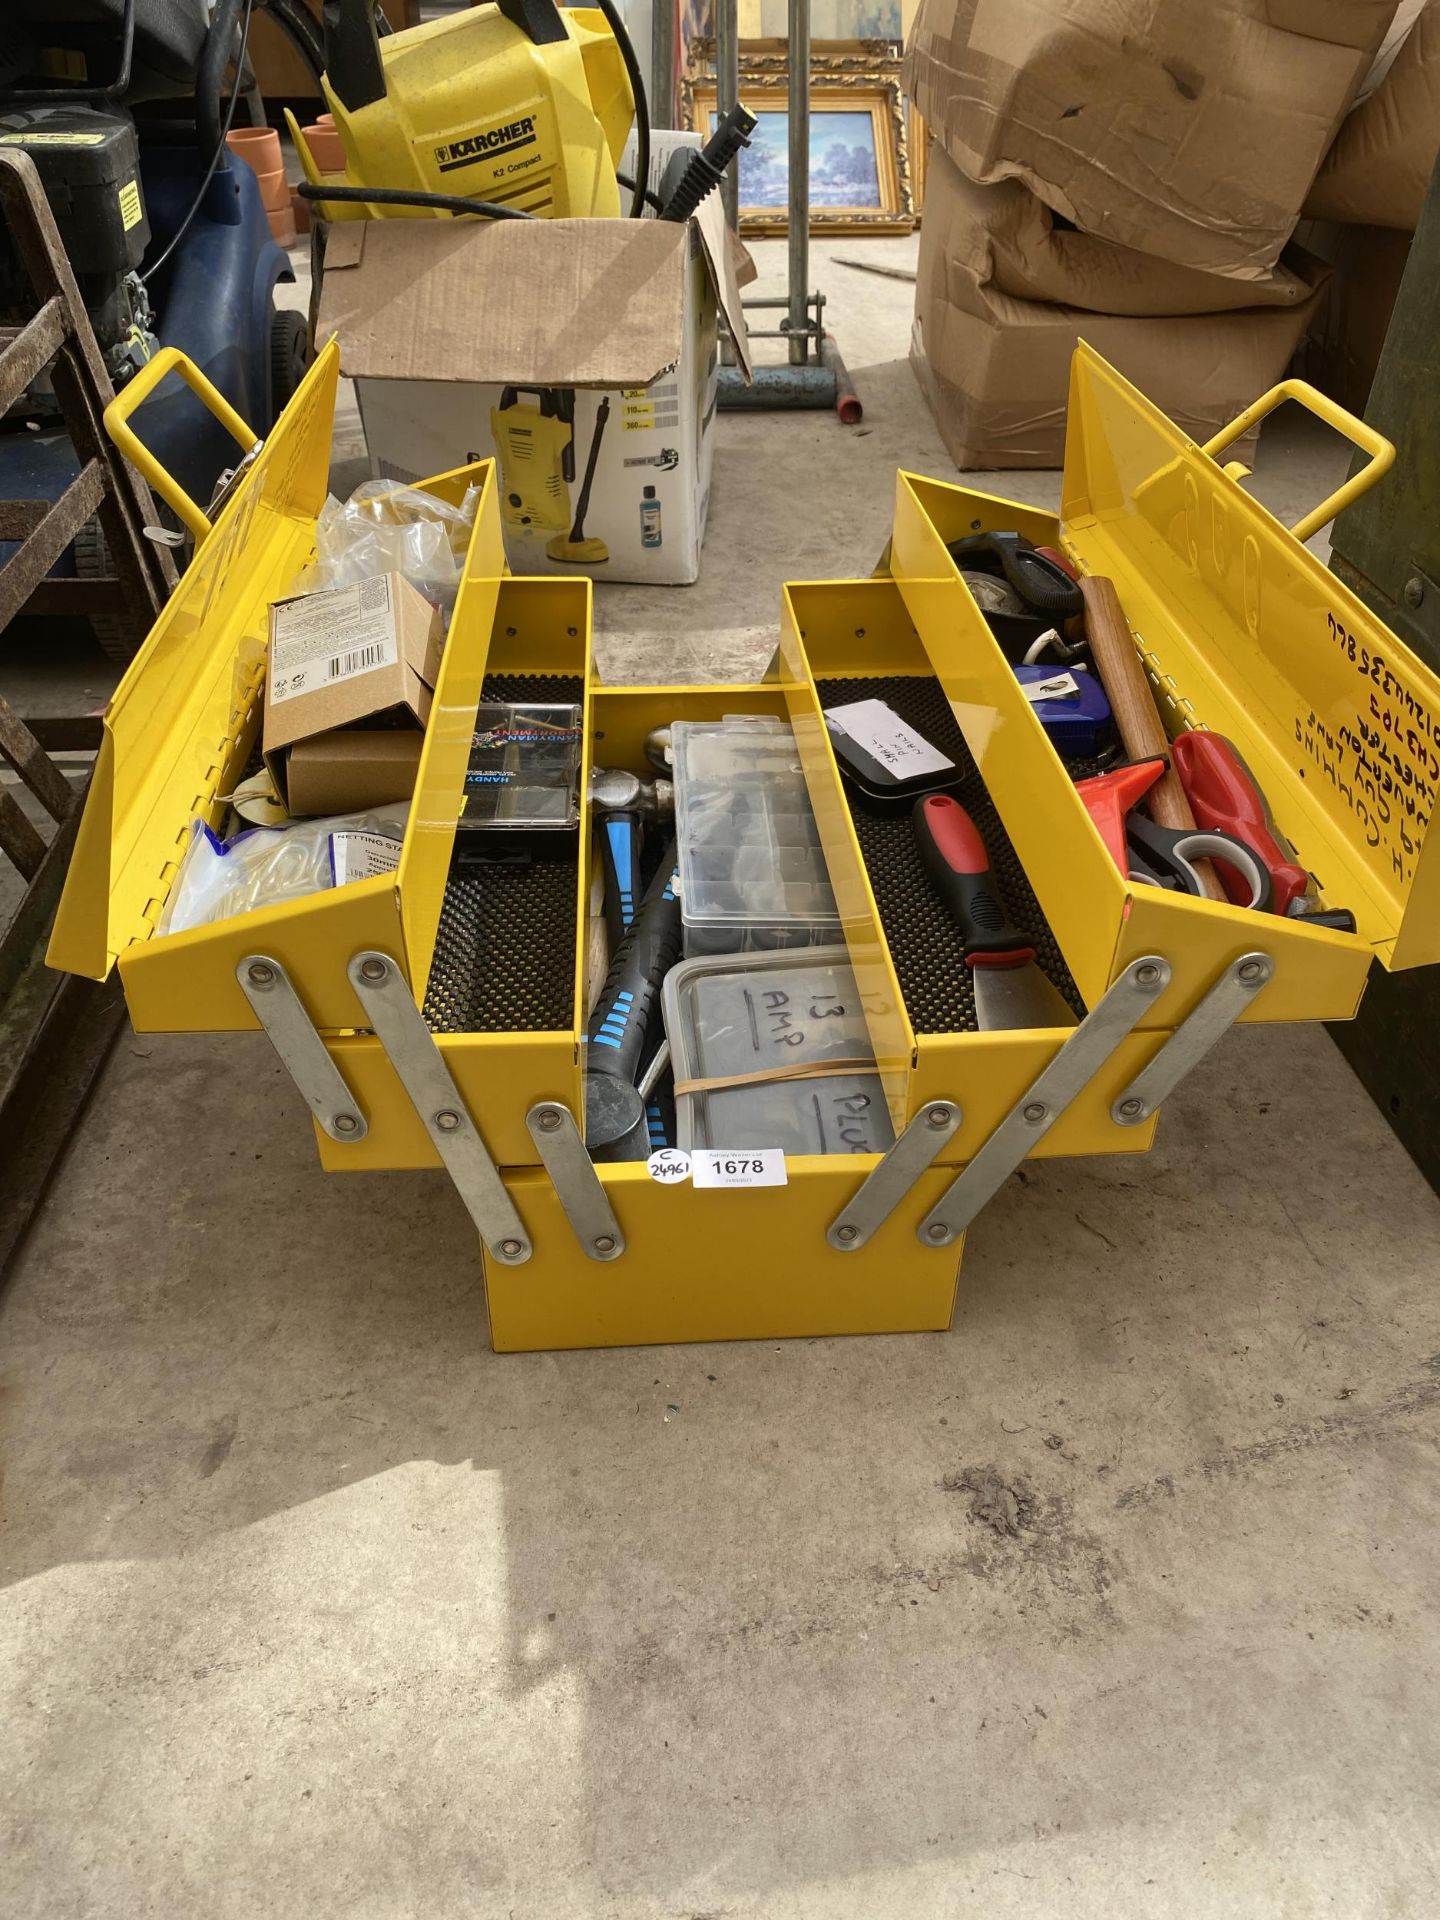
[684,42,915,236]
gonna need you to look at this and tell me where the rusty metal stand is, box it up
[0,150,175,1272]
[711,0,860,422]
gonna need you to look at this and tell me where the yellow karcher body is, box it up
[290,0,636,220]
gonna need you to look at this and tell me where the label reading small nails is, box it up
[646,1148,691,1185]
[691,1148,787,1190]
[823,699,955,779]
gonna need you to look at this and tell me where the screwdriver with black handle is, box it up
[584,848,684,1160]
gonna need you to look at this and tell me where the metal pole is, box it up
[787,0,810,364]
[650,0,675,133]
[717,0,740,232]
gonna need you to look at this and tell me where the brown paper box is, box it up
[284,732,426,817]
[1306,1,1440,229]
[263,572,442,813]
[912,146,1331,469]
[936,168,1315,317]
[903,0,1394,280]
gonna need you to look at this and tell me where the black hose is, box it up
[195,0,246,158]
[592,0,649,218]
[615,170,662,215]
[143,0,255,286]
[295,181,537,218]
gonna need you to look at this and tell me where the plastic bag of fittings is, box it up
[159,803,409,935]
[297,480,478,627]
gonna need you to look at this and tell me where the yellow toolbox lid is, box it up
[1058,344,1440,973]
[48,345,339,983]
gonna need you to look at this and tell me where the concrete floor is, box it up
[5,235,1440,1918]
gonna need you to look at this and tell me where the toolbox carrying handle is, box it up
[103,347,260,543]
[1201,379,1395,544]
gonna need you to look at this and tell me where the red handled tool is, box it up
[913,794,1076,1031]
[1171,732,1310,915]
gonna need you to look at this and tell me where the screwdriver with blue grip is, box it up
[584,848,684,1160]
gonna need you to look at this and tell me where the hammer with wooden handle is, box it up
[1076,574,1225,901]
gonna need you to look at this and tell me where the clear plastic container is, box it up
[671,716,840,956]
[456,702,583,852]
[663,947,894,1156]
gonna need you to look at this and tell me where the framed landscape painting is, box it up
[686,48,915,235]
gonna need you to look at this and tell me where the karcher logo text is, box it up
[435,118,538,173]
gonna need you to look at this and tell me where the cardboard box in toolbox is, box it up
[316,202,750,587]
[902,0,1395,280]
[263,571,443,814]
[911,147,1330,468]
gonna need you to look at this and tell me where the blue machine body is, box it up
[0,146,292,576]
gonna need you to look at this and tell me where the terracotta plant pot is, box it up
[225,128,296,247]
[301,123,347,174]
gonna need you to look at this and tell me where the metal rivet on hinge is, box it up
[246,961,275,988]
[926,1222,952,1243]
[1023,1102,1047,1124]
[1134,961,1162,988]
[1108,950,1272,1130]
[434,1109,462,1132]
[825,1098,962,1254]
[333,1114,359,1135]
[535,1106,563,1131]
[1404,574,1425,608]
[360,956,388,982]
[500,1239,524,1259]
[594,1235,616,1254]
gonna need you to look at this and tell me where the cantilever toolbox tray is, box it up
[49,342,1440,1352]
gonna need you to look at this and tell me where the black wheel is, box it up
[72,519,145,668]
[269,308,310,424]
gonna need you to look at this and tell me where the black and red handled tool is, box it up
[913,794,1076,1031]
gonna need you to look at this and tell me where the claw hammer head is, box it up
[590,766,675,821]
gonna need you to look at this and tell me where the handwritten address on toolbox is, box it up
[1299,609,1438,885]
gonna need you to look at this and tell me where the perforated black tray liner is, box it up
[815,673,1091,1034]
[424,675,584,1034]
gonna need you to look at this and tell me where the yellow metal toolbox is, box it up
[47,341,1440,1353]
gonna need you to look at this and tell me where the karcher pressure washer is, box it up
[289,0,755,229]
[290,0,644,220]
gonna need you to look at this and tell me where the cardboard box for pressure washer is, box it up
[263,571,443,814]
[911,147,1330,468]
[314,192,750,587]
